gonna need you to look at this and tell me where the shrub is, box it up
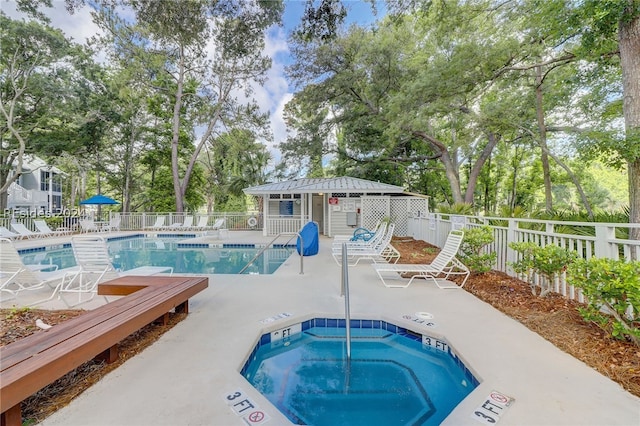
[509,242,578,297]
[567,257,640,347]
[459,226,496,274]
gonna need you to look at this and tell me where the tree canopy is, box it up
[2,0,637,228]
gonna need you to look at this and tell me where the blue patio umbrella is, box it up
[80,194,119,205]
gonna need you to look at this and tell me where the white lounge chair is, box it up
[34,219,71,236]
[51,235,174,307]
[146,216,167,230]
[372,229,470,289]
[0,226,20,240]
[80,218,102,232]
[212,218,226,230]
[104,216,121,232]
[169,215,193,229]
[0,238,72,301]
[332,222,387,250]
[193,216,211,230]
[10,223,40,239]
[332,223,399,266]
[333,220,382,242]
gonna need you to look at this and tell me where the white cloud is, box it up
[2,0,103,44]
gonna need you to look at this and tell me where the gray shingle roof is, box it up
[243,177,405,194]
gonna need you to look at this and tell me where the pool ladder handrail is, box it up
[238,232,304,275]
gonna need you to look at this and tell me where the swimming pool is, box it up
[242,318,478,425]
[19,236,294,275]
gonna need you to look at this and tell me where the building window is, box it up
[40,170,61,192]
[279,200,293,216]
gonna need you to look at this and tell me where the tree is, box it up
[554,0,640,236]
[0,13,95,210]
[203,128,270,211]
[286,2,516,206]
[89,0,283,213]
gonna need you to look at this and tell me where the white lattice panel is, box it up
[361,197,389,231]
[361,196,428,237]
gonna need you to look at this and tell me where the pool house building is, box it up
[243,176,429,237]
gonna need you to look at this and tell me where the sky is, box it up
[1,0,384,167]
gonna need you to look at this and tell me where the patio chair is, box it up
[34,219,71,236]
[10,223,40,239]
[211,218,226,231]
[333,220,382,242]
[104,216,121,232]
[193,216,211,230]
[332,222,387,250]
[146,216,167,230]
[0,226,20,240]
[53,235,174,307]
[80,218,102,232]
[168,215,193,229]
[332,223,399,266]
[0,238,72,301]
[372,229,469,289]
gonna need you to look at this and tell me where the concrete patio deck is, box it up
[2,231,639,426]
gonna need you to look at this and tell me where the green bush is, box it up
[567,257,640,347]
[459,226,496,274]
[509,242,578,297]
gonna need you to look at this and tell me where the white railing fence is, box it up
[266,216,311,235]
[1,212,263,233]
[408,214,640,302]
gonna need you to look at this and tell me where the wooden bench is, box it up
[0,275,208,426]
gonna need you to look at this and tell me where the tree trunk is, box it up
[535,65,553,212]
[413,130,464,204]
[619,5,640,242]
[171,47,186,213]
[464,132,500,204]
[542,146,594,219]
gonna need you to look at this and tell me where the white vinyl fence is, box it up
[408,214,640,302]
[1,212,262,234]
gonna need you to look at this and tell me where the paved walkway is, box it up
[4,232,639,425]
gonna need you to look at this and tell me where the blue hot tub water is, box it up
[242,319,479,426]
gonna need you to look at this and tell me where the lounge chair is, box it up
[193,216,210,230]
[34,219,71,236]
[146,216,167,230]
[0,238,72,301]
[332,223,399,266]
[332,222,387,250]
[168,215,193,229]
[211,218,226,230]
[334,220,381,242]
[104,216,121,232]
[51,235,174,307]
[80,218,102,232]
[10,223,40,239]
[372,229,470,289]
[0,226,20,240]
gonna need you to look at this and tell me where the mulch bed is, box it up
[1,308,186,424]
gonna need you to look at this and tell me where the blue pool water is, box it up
[242,320,478,425]
[19,236,293,275]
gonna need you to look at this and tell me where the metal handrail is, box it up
[238,232,304,275]
[341,242,352,360]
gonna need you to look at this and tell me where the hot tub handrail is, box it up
[342,243,352,361]
[238,232,304,275]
